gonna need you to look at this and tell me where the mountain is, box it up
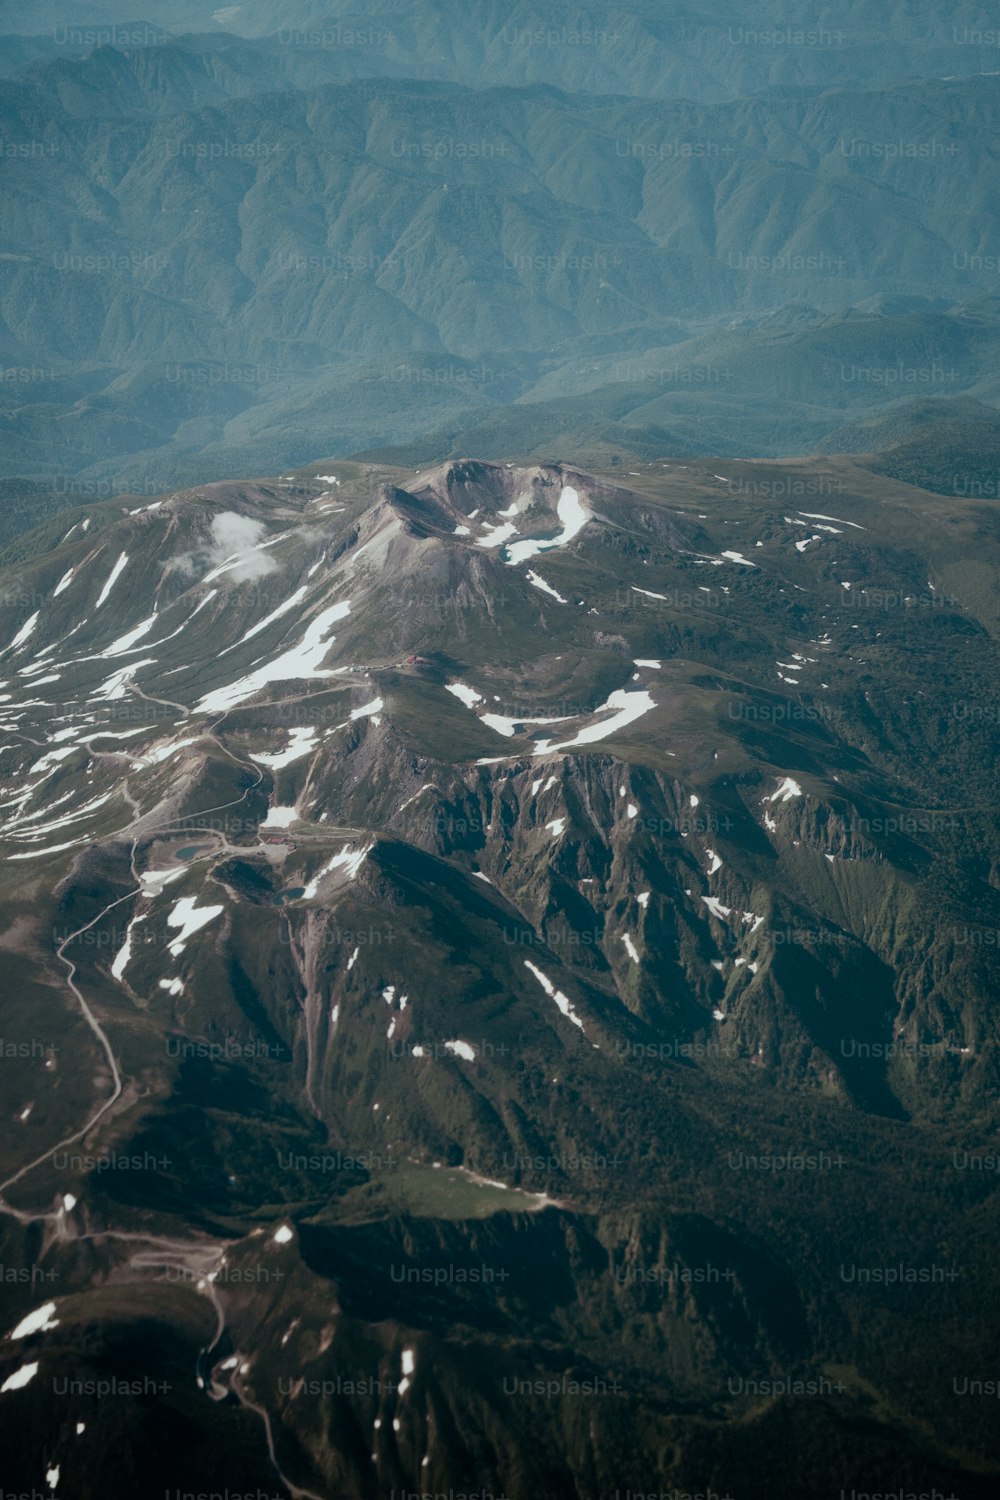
[819,395,1000,499]
[4,0,1000,101]
[352,302,1000,475]
[1,58,999,496]
[0,456,998,1497]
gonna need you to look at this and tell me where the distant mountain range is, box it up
[4,0,1000,101]
[1,49,999,498]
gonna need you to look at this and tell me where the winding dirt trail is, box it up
[0,691,345,1495]
[0,864,135,1213]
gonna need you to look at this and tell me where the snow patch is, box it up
[9,1302,59,1340]
[524,960,588,1036]
[99,613,158,658]
[350,696,383,720]
[799,511,864,530]
[398,1345,416,1395]
[1,1362,38,1393]
[301,843,371,899]
[238,587,309,647]
[526,570,568,603]
[139,867,185,896]
[8,839,90,861]
[261,805,297,829]
[91,657,158,701]
[4,612,39,654]
[195,600,351,714]
[130,735,200,769]
[539,688,654,752]
[476,520,519,549]
[166,897,224,955]
[250,726,318,768]
[94,552,129,609]
[503,485,588,566]
[445,682,483,709]
[110,915,146,981]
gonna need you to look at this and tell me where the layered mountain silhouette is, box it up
[4,0,1000,100]
[1,43,998,497]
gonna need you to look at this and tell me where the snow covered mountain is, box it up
[0,454,998,1497]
